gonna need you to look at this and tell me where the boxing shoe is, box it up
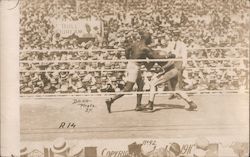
[145,101,154,111]
[168,94,177,100]
[105,98,113,113]
[135,104,144,111]
[186,101,197,111]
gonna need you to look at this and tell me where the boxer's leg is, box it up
[176,92,192,102]
[113,82,135,101]
[147,69,178,110]
[106,81,135,113]
[178,68,184,89]
[170,76,178,91]
[149,76,167,103]
[106,63,138,113]
[174,61,183,90]
[176,91,197,110]
[168,76,178,99]
[135,72,144,111]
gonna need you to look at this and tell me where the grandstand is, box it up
[20,0,249,96]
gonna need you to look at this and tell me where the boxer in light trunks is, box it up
[144,51,197,111]
[105,32,155,113]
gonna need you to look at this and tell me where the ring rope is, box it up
[19,67,248,73]
[19,57,249,63]
[19,47,249,53]
[20,89,249,97]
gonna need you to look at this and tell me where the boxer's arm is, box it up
[141,47,156,71]
[160,53,176,71]
[144,47,155,59]
[161,61,174,71]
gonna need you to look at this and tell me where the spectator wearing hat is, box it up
[69,75,80,93]
[50,138,69,157]
[169,143,181,157]
[58,72,70,93]
[194,137,219,157]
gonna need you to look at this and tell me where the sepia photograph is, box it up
[1,0,249,156]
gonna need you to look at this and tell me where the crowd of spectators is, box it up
[20,71,127,94]
[20,49,248,71]
[20,48,248,61]
[20,50,126,61]
[20,68,248,94]
[20,0,249,94]
[20,0,249,49]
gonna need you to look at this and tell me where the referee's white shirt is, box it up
[168,40,187,67]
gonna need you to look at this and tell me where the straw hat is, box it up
[51,138,69,154]
[195,137,209,150]
[169,143,181,156]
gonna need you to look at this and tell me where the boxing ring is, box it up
[19,46,249,142]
